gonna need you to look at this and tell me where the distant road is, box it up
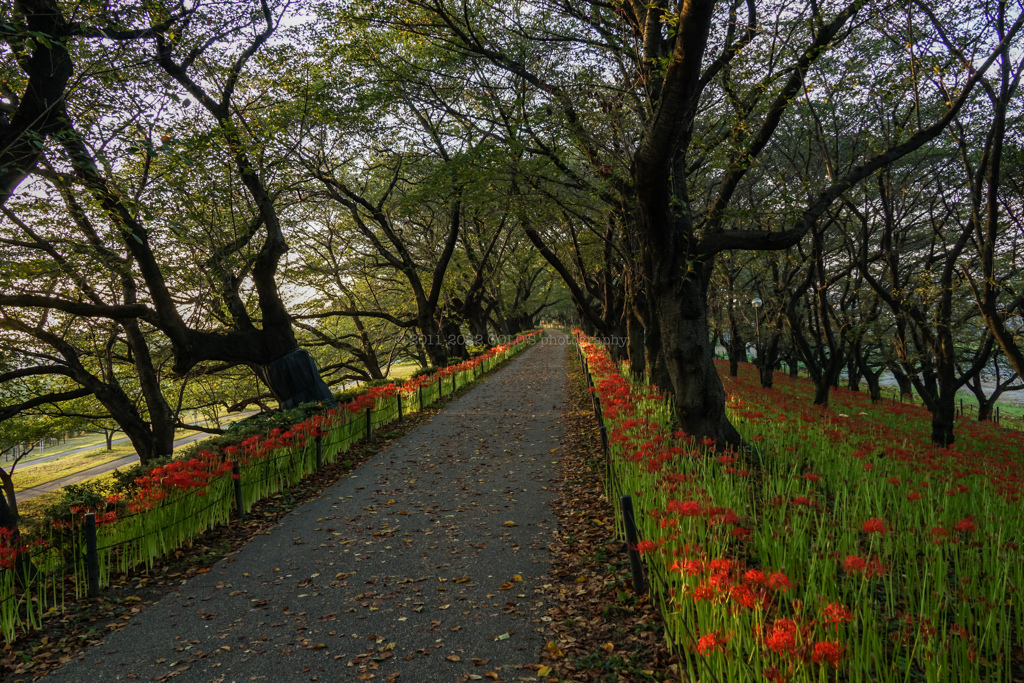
[18,413,257,501]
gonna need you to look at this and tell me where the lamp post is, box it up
[751,298,762,380]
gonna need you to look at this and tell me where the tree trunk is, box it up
[976,396,993,422]
[760,335,781,389]
[648,265,740,448]
[854,347,883,402]
[262,348,337,410]
[418,314,449,367]
[467,314,491,348]
[812,355,845,407]
[728,330,746,377]
[442,319,469,360]
[890,366,913,401]
[847,356,861,391]
[929,398,956,447]
[0,469,19,529]
[645,318,671,393]
[626,306,646,381]
[354,316,385,379]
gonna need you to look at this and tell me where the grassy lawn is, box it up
[10,414,251,494]
[16,470,121,525]
[12,444,136,492]
[8,432,121,467]
[387,361,421,380]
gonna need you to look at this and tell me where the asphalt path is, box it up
[46,332,568,682]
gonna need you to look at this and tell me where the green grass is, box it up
[387,361,421,380]
[10,414,251,493]
[16,470,121,524]
[12,445,135,492]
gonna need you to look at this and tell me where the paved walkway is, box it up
[47,333,568,682]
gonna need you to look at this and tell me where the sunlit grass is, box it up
[12,446,135,492]
[11,415,252,494]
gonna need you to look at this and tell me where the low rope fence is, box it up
[0,332,540,644]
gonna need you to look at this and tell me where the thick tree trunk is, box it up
[890,365,914,400]
[648,268,740,448]
[929,399,956,447]
[604,319,627,362]
[467,315,491,348]
[262,348,337,410]
[728,329,746,377]
[811,355,845,407]
[0,494,16,532]
[0,470,19,529]
[644,318,671,393]
[974,392,994,422]
[859,364,883,402]
[760,335,781,389]
[442,319,469,360]
[978,401,992,422]
[418,314,449,367]
[847,357,861,391]
[854,347,883,402]
[626,306,646,381]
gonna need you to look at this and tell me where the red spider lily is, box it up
[812,640,845,666]
[822,603,854,630]
[668,500,702,517]
[744,569,766,586]
[731,583,758,610]
[709,558,731,573]
[693,585,717,602]
[765,619,798,654]
[862,518,886,535]
[767,572,791,592]
[697,632,727,656]
[953,517,977,533]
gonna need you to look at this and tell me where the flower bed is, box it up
[0,331,540,644]
[577,334,1023,683]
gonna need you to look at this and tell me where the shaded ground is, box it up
[41,335,568,683]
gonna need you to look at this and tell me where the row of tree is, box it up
[2,0,1023,514]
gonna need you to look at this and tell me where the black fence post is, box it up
[315,434,323,468]
[232,461,244,520]
[620,495,645,594]
[397,393,403,421]
[85,512,99,598]
[365,407,372,441]
[418,385,424,410]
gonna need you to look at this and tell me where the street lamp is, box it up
[751,298,763,378]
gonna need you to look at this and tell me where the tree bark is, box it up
[728,329,746,378]
[626,305,646,381]
[644,254,740,447]
[760,334,781,389]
